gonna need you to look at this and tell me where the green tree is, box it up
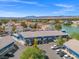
[1,19,9,24]
[0,22,2,25]
[70,32,79,40]
[54,20,61,24]
[12,26,16,32]
[55,37,65,46]
[34,23,37,29]
[54,24,62,30]
[0,27,3,32]
[2,26,5,31]
[21,22,27,28]
[12,19,17,23]
[64,21,73,26]
[33,39,38,48]
[20,47,45,59]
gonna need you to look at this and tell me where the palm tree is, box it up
[33,39,38,48]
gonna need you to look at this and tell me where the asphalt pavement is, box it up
[38,43,62,59]
[9,42,62,59]
[9,44,26,59]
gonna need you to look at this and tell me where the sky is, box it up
[0,0,79,17]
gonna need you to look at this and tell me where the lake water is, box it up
[62,26,79,34]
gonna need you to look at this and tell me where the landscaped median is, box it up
[20,38,47,59]
[20,47,47,59]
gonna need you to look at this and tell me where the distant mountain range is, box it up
[0,16,79,19]
[24,16,79,19]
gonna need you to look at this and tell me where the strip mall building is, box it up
[64,39,79,59]
[0,36,16,59]
[12,31,68,45]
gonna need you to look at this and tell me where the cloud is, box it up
[52,8,75,14]
[17,1,47,7]
[0,0,47,7]
[52,8,75,15]
[0,10,26,17]
[54,4,73,8]
[0,0,8,1]
[0,0,17,1]
[52,3,76,15]
[0,4,16,6]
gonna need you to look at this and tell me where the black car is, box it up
[58,51,67,57]
[44,55,49,59]
[5,52,14,57]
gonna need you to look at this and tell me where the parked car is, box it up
[5,54,14,57]
[64,57,74,59]
[56,49,62,54]
[51,45,61,50]
[60,46,66,49]
[5,52,14,57]
[51,45,56,49]
[58,51,67,57]
[63,55,69,58]
[63,55,74,59]
[44,55,49,59]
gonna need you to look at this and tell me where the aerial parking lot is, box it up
[9,42,63,59]
[38,42,63,59]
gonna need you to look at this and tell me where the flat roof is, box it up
[19,31,67,38]
[64,39,79,53]
[0,36,14,50]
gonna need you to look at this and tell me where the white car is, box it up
[56,49,61,54]
[63,55,69,58]
[51,45,57,49]
[56,49,61,52]
[63,55,73,59]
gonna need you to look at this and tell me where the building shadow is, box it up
[45,55,49,59]
[1,44,19,59]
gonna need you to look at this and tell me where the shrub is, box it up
[70,32,79,40]
[20,47,45,59]
[55,37,65,46]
